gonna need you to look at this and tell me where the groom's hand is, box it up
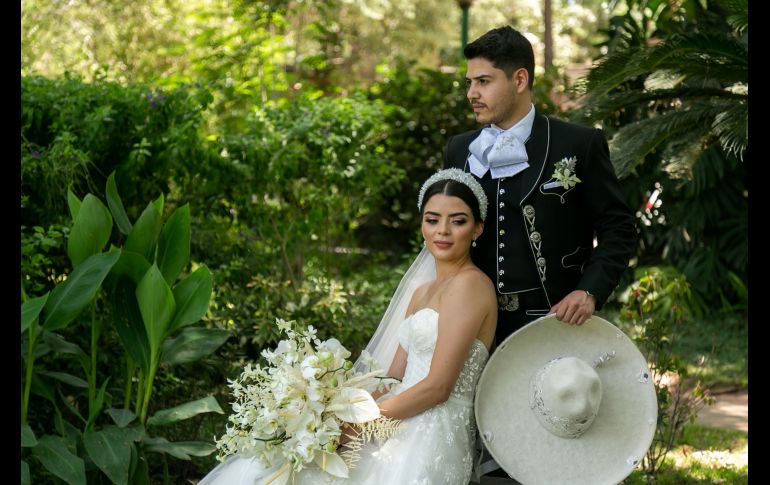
[549,290,595,326]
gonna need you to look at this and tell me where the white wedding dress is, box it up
[199,308,490,485]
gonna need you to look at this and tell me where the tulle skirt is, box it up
[198,396,477,485]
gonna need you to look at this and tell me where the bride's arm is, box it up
[370,346,407,401]
[377,271,496,420]
[369,285,425,401]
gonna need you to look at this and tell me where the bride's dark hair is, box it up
[420,179,483,222]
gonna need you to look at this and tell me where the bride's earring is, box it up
[472,239,477,247]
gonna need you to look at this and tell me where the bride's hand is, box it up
[337,423,360,448]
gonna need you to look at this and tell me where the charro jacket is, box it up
[444,112,637,311]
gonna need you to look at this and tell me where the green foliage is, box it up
[623,424,748,484]
[617,266,715,478]
[572,0,748,310]
[362,61,478,251]
[191,93,403,282]
[21,75,213,228]
[21,224,69,296]
[21,172,223,484]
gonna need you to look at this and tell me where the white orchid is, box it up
[214,319,400,481]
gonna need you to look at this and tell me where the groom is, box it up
[443,26,637,348]
[444,25,637,483]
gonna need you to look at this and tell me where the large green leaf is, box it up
[21,292,49,334]
[161,327,230,366]
[56,387,87,425]
[157,204,190,285]
[136,264,176,362]
[106,171,133,236]
[67,189,81,221]
[67,194,113,268]
[21,460,30,485]
[131,452,150,485]
[84,426,132,485]
[87,378,111,426]
[124,202,162,263]
[30,373,56,405]
[167,265,212,335]
[108,250,152,286]
[32,434,86,485]
[43,249,121,331]
[106,408,137,428]
[37,371,88,389]
[141,436,216,459]
[21,423,37,447]
[146,395,224,427]
[42,331,90,374]
[152,193,164,217]
[109,275,151,375]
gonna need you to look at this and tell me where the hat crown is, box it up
[530,357,602,439]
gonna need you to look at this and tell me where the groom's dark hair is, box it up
[420,180,483,223]
[464,26,535,89]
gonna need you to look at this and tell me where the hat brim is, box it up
[474,314,657,485]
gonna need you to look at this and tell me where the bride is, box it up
[199,168,498,485]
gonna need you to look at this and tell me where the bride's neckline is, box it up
[407,307,490,353]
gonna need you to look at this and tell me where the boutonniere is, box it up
[552,156,580,189]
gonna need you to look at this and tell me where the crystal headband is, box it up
[417,168,489,221]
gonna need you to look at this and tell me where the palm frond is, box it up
[610,104,725,177]
[584,33,747,98]
[720,0,748,33]
[711,101,747,161]
[574,86,744,125]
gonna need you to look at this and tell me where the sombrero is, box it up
[474,314,657,485]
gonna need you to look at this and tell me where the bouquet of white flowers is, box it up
[214,319,401,484]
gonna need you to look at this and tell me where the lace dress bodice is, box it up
[394,307,489,404]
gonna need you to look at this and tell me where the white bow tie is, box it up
[467,126,529,179]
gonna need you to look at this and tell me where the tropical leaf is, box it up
[146,395,224,426]
[160,327,229,366]
[32,434,86,485]
[136,264,176,362]
[42,249,121,331]
[21,423,37,447]
[141,436,216,459]
[106,171,133,235]
[36,371,88,389]
[66,189,81,221]
[106,408,138,428]
[21,292,49,334]
[167,265,213,335]
[124,202,162,263]
[109,274,152,375]
[84,426,133,485]
[156,204,190,284]
[67,194,113,268]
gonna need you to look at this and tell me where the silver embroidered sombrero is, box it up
[474,314,657,485]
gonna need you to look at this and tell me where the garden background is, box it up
[20,0,747,483]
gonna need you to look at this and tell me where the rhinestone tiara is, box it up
[417,168,488,221]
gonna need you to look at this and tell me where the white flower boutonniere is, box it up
[552,156,581,189]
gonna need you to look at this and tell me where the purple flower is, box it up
[31,151,41,159]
